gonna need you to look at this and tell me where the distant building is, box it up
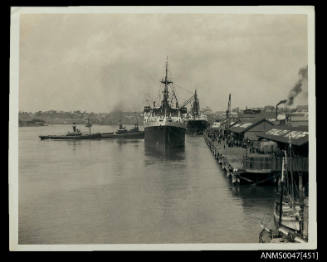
[229,118,274,141]
[211,120,221,129]
[264,105,275,112]
[296,105,308,112]
[232,107,240,113]
[238,109,276,120]
[286,112,308,127]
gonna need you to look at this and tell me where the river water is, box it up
[19,124,277,244]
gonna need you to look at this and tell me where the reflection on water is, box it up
[144,144,185,161]
[116,139,141,145]
[19,125,276,244]
[65,140,82,151]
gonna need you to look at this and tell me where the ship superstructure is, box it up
[143,59,186,150]
[184,90,209,135]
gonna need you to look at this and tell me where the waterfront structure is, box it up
[229,118,274,142]
[257,125,308,154]
[286,112,308,127]
[217,119,240,131]
[210,120,222,129]
[238,108,276,120]
[204,122,309,187]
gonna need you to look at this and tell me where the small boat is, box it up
[115,121,128,134]
[39,122,102,140]
[273,201,301,231]
[100,131,144,139]
[39,121,144,140]
[39,133,102,140]
[259,149,308,243]
[100,122,144,139]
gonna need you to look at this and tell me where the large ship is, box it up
[184,90,209,135]
[143,59,186,151]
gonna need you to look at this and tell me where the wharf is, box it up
[204,133,244,184]
[203,133,278,185]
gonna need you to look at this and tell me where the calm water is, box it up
[19,124,276,244]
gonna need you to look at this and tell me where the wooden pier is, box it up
[203,133,278,185]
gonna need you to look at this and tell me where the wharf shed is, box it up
[229,118,274,141]
[208,118,240,136]
[257,125,308,156]
[257,125,309,192]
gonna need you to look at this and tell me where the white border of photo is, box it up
[9,5,316,251]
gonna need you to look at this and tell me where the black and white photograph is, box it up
[9,6,316,251]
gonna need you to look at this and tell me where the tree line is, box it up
[19,110,144,125]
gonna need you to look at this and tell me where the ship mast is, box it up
[192,89,200,117]
[278,152,286,226]
[160,57,173,113]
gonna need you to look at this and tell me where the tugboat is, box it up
[40,120,144,140]
[115,120,128,134]
[128,120,141,133]
[39,122,101,140]
[143,58,186,151]
[100,120,144,139]
[184,90,209,135]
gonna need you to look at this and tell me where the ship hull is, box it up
[144,125,185,151]
[186,119,209,135]
[39,131,144,140]
[39,133,102,140]
[101,131,144,139]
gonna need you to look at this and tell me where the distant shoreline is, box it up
[19,111,144,126]
[19,123,144,127]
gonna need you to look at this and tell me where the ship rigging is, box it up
[143,58,186,150]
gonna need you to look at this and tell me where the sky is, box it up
[18,13,308,113]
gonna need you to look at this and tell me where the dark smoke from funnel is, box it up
[287,65,308,106]
[275,99,287,120]
[277,99,287,106]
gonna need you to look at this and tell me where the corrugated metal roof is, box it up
[244,131,260,141]
[230,118,272,134]
[257,125,308,146]
[218,118,240,129]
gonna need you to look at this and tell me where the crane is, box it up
[180,93,195,109]
[226,94,231,130]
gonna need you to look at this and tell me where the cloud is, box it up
[19,13,308,112]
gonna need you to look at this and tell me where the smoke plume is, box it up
[287,65,308,106]
[277,99,287,107]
